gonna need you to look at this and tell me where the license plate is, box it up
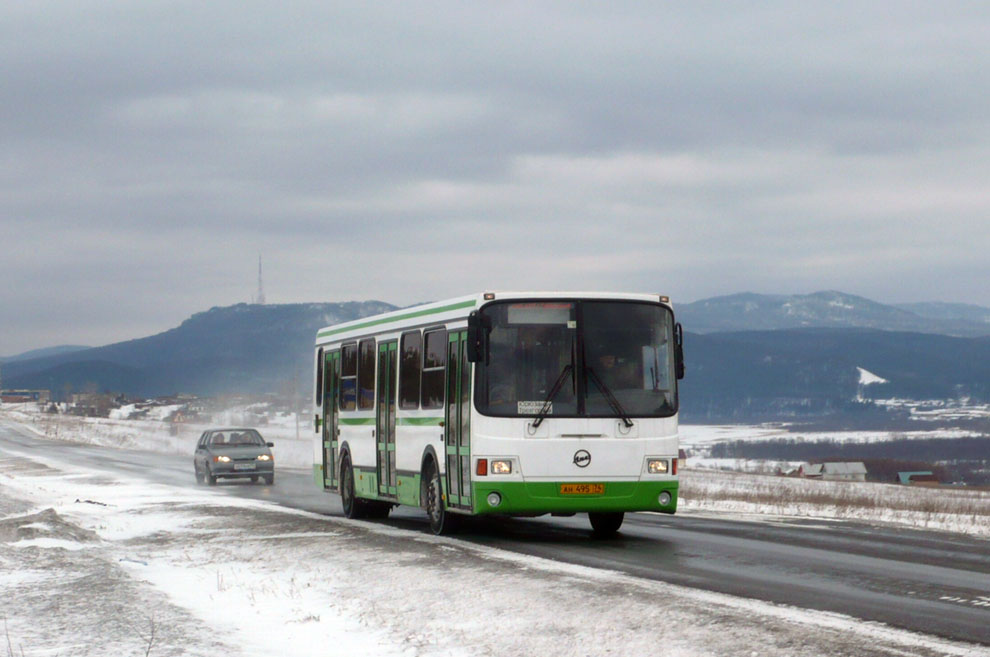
[233,463,255,471]
[560,483,605,495]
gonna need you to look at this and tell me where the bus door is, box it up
[323,351,340,489]
[376,341,398,497]
[444,330,472,510]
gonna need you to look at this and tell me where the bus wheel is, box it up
[589,512,624,537]
[424,461,457,535]
[340,455,365,519]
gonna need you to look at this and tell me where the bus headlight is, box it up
[491,460,512,475]
[658,491,672,506]
[648,459,668,474]
[487,492,502,507]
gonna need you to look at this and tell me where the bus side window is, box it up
[399,331,422,410]
[340,343,357,411]
[421,329,447,409]
[358,338,376,410]
[315,347,324,406]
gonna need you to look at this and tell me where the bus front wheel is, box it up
[588,512,624,537]
[424,460,458,535]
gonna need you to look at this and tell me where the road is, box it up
[2,421,988,647]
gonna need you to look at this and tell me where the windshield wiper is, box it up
[585,367,634,428]
[532,364,573,429]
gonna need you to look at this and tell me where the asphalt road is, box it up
[2,422,989,646]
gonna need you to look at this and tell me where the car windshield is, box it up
[475,300,677,418]
[211,430,264,446]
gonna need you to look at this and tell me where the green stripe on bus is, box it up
[340,418,376,425]
[317,299,476,339]
[397,417,444,426]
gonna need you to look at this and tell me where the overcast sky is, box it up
[2,2,989,355]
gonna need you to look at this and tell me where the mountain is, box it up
[1,345,90,363]
[893,301,990,325]
[3,302,396,398]
[678,291,990,337]
[7,298,989,423]
[679,328,990,421]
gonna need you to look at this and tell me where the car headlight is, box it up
[214,455,231,463]
[491,460,512,475]
[647,459,668,474]
[257,454,272,461]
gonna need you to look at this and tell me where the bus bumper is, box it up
[472,480,678,516]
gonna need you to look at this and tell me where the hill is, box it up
[1,345,91,363]
[6,298,990,423]
[679,328,990,421]
[679,291,990,336]
[4,302,396,398]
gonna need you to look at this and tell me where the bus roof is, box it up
[315,291,672,346]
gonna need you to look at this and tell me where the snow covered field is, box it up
[2,418,988,656]
[2,405,988,537]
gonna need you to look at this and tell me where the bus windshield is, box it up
[475,300,677,419]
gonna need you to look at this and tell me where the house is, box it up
[821,462,868,482]
[0,389,51,404]
[898,471,940,487]
[799,462,867,482]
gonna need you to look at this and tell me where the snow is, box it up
[3,406,990,654]
[0,403,315,469]
[858,366,889,385]
[680,469,990,537]
[2,440,988,657]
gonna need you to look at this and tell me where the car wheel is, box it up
[588,512,624,537]
[206,467,217,486]
[263,474,274,485]
[250,475,259,484]
[194,463,204,485]
[424,460,457,535]
[340,455,365,519]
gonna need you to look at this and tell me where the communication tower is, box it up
[255,255,266,305]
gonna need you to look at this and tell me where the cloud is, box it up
[2,2,990,353]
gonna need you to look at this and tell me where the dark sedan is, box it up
[194,428,274,485]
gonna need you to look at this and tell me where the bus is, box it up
[313,291,684,536]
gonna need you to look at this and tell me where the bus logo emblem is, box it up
[573,450,591,468]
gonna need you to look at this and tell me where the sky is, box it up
[2,2,989,355]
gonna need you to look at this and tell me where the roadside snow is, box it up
[2,440,988,657]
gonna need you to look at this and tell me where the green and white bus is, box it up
[313,292,685,536]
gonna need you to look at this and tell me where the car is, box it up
[193,428,275,485]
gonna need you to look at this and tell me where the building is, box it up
[0,389,51,404]
[799,462,868,482]
[898,471,940,486]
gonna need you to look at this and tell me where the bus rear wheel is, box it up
[589,512,624,537]
[424,460,457,535]
[340,455,366,519]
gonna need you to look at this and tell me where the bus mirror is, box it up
[467,311,484,362]
[674,322,685,380]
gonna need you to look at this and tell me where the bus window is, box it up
[358,338,376,410]
[315,347,324,406]
[340,343,357,411]
[399,331,422,410]
[421,329,447,409]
